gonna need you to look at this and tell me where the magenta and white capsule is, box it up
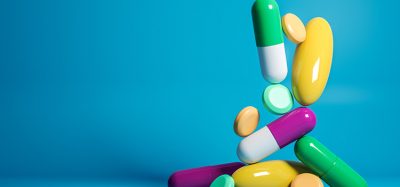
[237,107,316,164]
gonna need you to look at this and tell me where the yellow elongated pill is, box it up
[282,13,306,44]
[234,106,259,137]
[292,17,333,106]
[291,173,324,187]
[232,160,310,187]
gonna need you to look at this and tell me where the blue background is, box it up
[0,0,397,186]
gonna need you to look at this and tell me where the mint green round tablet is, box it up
[262,84,293,114]
[210,174,234,187]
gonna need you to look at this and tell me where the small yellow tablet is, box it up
[282,13,306,44]
[234,106,259,137]
[291,173,324,187]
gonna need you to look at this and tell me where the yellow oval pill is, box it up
[282,13,306,44]
[234,106,259,137]
[292,17,333,106]
[291,173,324,187]
[232,160,310,187]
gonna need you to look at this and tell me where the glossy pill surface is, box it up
[168,162,244,187]
[262,84,293,114]
[295,136,367,187]
[237,107,316,164]
[252,0,283,46]
[234,106,259,137]
[210,174,234,187]
[232,160,310,187]
[252,0,287,83]
[282,13,306,44]
[291,173,324,187]
[292,17,333,106]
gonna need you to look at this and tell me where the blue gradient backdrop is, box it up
[0,0,398,186]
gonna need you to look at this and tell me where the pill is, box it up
[291,173,324,187]
[252,0,287,83]
[234,106,259,137]
[262,84,293,114]
[292,17,333,106]
[295,136,367,187]
[168,162,244,187]
[210,174,234,187]
[282,13,306,44]
[232,160,310,187]
[237,107,316,164]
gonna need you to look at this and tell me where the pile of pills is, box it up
[168,0,367,186]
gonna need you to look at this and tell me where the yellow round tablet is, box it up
[282,13,306,44]
[234,106,259,137]
[291,173,324,187]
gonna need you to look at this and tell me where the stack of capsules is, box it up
[169,0,368,187]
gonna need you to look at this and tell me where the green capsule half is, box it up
[252,0,284,47]
[295,136,368,187]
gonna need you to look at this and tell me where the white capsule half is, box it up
[257,43,287,83]
[237,126,280,164]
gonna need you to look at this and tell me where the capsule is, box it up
[252,0,287,83]
[295,136,368,187]
[168,162,244,187]
[292,17,333,106]
[232,160,310,187]
[237,107,316,164]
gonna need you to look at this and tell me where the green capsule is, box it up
[252,0,288,83]
[295,136,368,187]
[252,0,284,47]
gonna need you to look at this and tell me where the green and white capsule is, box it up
[252,0,287,83]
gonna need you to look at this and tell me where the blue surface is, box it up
[0,0,398,186]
